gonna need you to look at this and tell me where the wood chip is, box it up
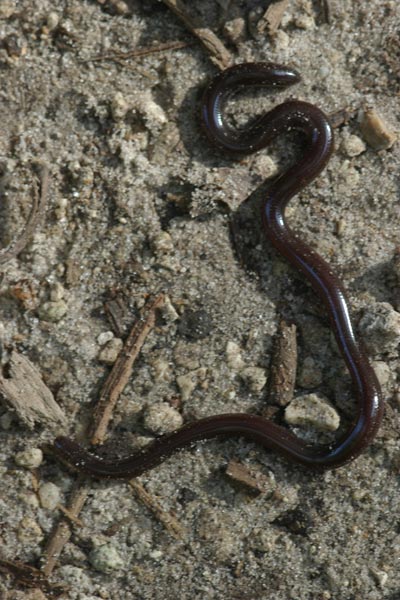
[266,320,297,408]
[257,0,289,35]
[0,351,66,428]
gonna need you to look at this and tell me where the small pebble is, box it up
[46,12,60,31]
[17,516,44,545]
[338,160,360,190]
[0,1,16,19]
[0,411,13,429]
[98,338,123,364]
[178,308,213,340]
[226,341,245,371]
[294,14,315,29]
[15,447,43,469]
[89,543,124,573]
[136,91,167,129]
[150,357,170,382]
[297,356,323,388]
[50,282,65,302]
[223,17,246,45]
[19,491,39,509]
[97,330,114,345]
[252,154,279,179]
[273,29,290,50]
[285,393,340,432]
[371,360,390,387]
[176,368,207,401]
[56,565,92,592]
[341,134,366,157]
[38,482,61,510]
[38,300,68,322]
[151,231,174,255]
[360,108,397,150]
[143,402,183,435]
[240,366,267,393]
[370,566,389,588]
[358,302,400,355]
[161,295,180,323]
[111,91,129,121]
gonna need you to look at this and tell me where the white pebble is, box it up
[50,282,65,301]
[161,295,180,323]
[15,448,43,469]
[136,91,167,129]
[226,341,245,371]
[38,300,68,322]
[151,231,174,255]
[17,516,44,545]
[285,393,340,432]
[98,338,123,364]
[38,482,61,510]
[371,360,390,386]
[89,544,124,573]
[111,92,129,121]
[342,134,366,157]
[240,366,267,393]
[176,368,207,401]
[46,11,60,31]
[97,330,114,345]
[143,402,183,435]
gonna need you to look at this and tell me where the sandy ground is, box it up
[0,1,400,598]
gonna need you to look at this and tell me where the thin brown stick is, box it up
[0,163,48,265]
[56,503,85,527]
[161,0,232,70]
[91,293,165,444]
[41,294,164,577]
[129,480,186,539]
[86,40,191,63]
[42,477,89,577]
[265,320,297,408]
[0,557,66,595]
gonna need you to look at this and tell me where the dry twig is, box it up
[90,293,165,444]
[161,0,232,70]
[0,557,66,595]
[42,477,90,577]
[41,294,165,577]
[87,40,191,63]
[266,320,297,408]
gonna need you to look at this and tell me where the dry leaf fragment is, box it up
[0,351,66,428]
